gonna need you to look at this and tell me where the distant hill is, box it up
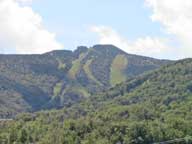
[1,58,192,143]
[0,45,170,118]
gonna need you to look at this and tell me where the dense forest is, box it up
[1,58,192,144]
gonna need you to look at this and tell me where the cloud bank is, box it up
[16,0,33,4]
[0,0,63,54]
[91,0,192,59]
[91,26,171,58]
[146,0,192,58]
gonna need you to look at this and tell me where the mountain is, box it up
[0,45,170,118]
[1,58,192,144]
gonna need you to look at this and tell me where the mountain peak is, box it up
[45,45,125,58]
[73,46,88,58]
[91,44,127,55]
[44,49,73,56]
[75,46,88,52]
[92,44,121,50]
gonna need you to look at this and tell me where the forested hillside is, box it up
[1,58,192,144]
[0,45,169,118]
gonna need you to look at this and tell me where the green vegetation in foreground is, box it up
[110,54,128,86]
[0,59,192,144]
[83,59,102,85]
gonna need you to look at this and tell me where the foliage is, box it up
[1,58,192,143]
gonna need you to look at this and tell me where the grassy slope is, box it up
[110,54,128,86]
[68,53,87,79]
[53,82,62,97]
[83,59,102,86]
[57,60,66,70]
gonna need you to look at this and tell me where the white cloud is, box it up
[145,0,192,58]
[91,26,171,58]
[16,0,33,4]
[2,0,191,58]
[91,1,192,59]
[0,0,63,54]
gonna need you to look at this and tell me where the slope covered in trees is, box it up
[0,45,169,118]
[1,58,192,144]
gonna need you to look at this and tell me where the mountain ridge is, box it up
[0,44,171,118]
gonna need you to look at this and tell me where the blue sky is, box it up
[0,0,192,59]
[31,0,165,50]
